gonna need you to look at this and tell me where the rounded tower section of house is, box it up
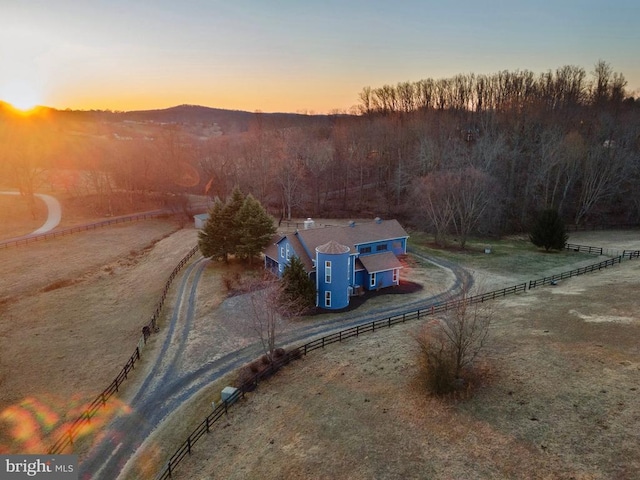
[315,240,350,310]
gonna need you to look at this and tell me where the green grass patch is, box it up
[408,232,596,278]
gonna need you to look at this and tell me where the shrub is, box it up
[415,324,458,395]
[286,347,303,361]
[235,367,257,391]
[249,361,261,373]
[414,298,491,397]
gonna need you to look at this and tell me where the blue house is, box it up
[264,218,409,310]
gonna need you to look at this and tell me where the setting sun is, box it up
[1,81,41,112]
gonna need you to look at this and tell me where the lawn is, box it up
[157,230,640,480]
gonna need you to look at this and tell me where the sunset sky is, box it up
[1,0,639,113]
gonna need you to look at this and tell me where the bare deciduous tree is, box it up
[244,277,309,363]
[415,280,493,394]
[245,280,282,363]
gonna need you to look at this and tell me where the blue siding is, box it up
[275,238,296,277]
[377,270,397,289]
[316,251,350,309]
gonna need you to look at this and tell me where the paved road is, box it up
[79,250,472,480]
[0,191,62,235]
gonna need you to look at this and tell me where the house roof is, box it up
[288,233,315,272]
[269,219,408,274]
[358,251,403,274]
[296,219,408,254]
[264,234,283,261]
[316,240,350,254]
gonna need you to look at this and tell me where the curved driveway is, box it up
[80,251,472,480]
[0,191,62,235]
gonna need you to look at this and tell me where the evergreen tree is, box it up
[529,209,568,252]
[198,199,230,261]
[223,186,246,254]
[280,255,316,313]
[236,194,277,263]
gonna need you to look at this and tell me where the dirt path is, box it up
[0,191,62,235]
[78,251,471,480]
[171,243,640,480]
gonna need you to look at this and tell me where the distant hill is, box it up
[0,101,337,133]
[118,104,330,132]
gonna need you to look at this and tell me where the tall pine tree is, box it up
[236,194,276,263]
[224,187,246,256]
[198,199,230,261]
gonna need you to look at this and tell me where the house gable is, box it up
[264,219,409,309]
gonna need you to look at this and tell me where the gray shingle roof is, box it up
[358,251,403,273]
[316,240,350,254]
[270,219,408,275]
[296,219,408,254]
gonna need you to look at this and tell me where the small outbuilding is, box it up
[194,213,209,229]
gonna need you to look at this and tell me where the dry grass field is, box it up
[170,233,640,480]
[0,196,198,454]
[1,193,638,480]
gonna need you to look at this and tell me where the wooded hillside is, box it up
[1,61,638,235]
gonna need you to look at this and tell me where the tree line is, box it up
[2,61,638,240]
[357,61,630,115]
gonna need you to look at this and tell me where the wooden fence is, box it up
[565,243,603,255]
[528,256,623,289]
[153,241,640,479]
[0,211,170,249]
[154,282,527,480]
[47,245,200,455]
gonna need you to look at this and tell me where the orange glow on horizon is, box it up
[1,80,43,113]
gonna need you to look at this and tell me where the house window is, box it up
[325,260,332,283]
[370,272,376,287]
[325,291,331,307]
[280,247,285,258]
[376,244,388,252]
[393,269,398,283]
[286,244,290,260]
[279,263,283,273]
[360,246,372,254]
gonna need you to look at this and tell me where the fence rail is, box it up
[565,243,603,255]
[153,242,640,479]
[47,245,200,455]
[154,282,527,480]
[0,211,171,249]
[44,235,638,471]
[528,256,623,289]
